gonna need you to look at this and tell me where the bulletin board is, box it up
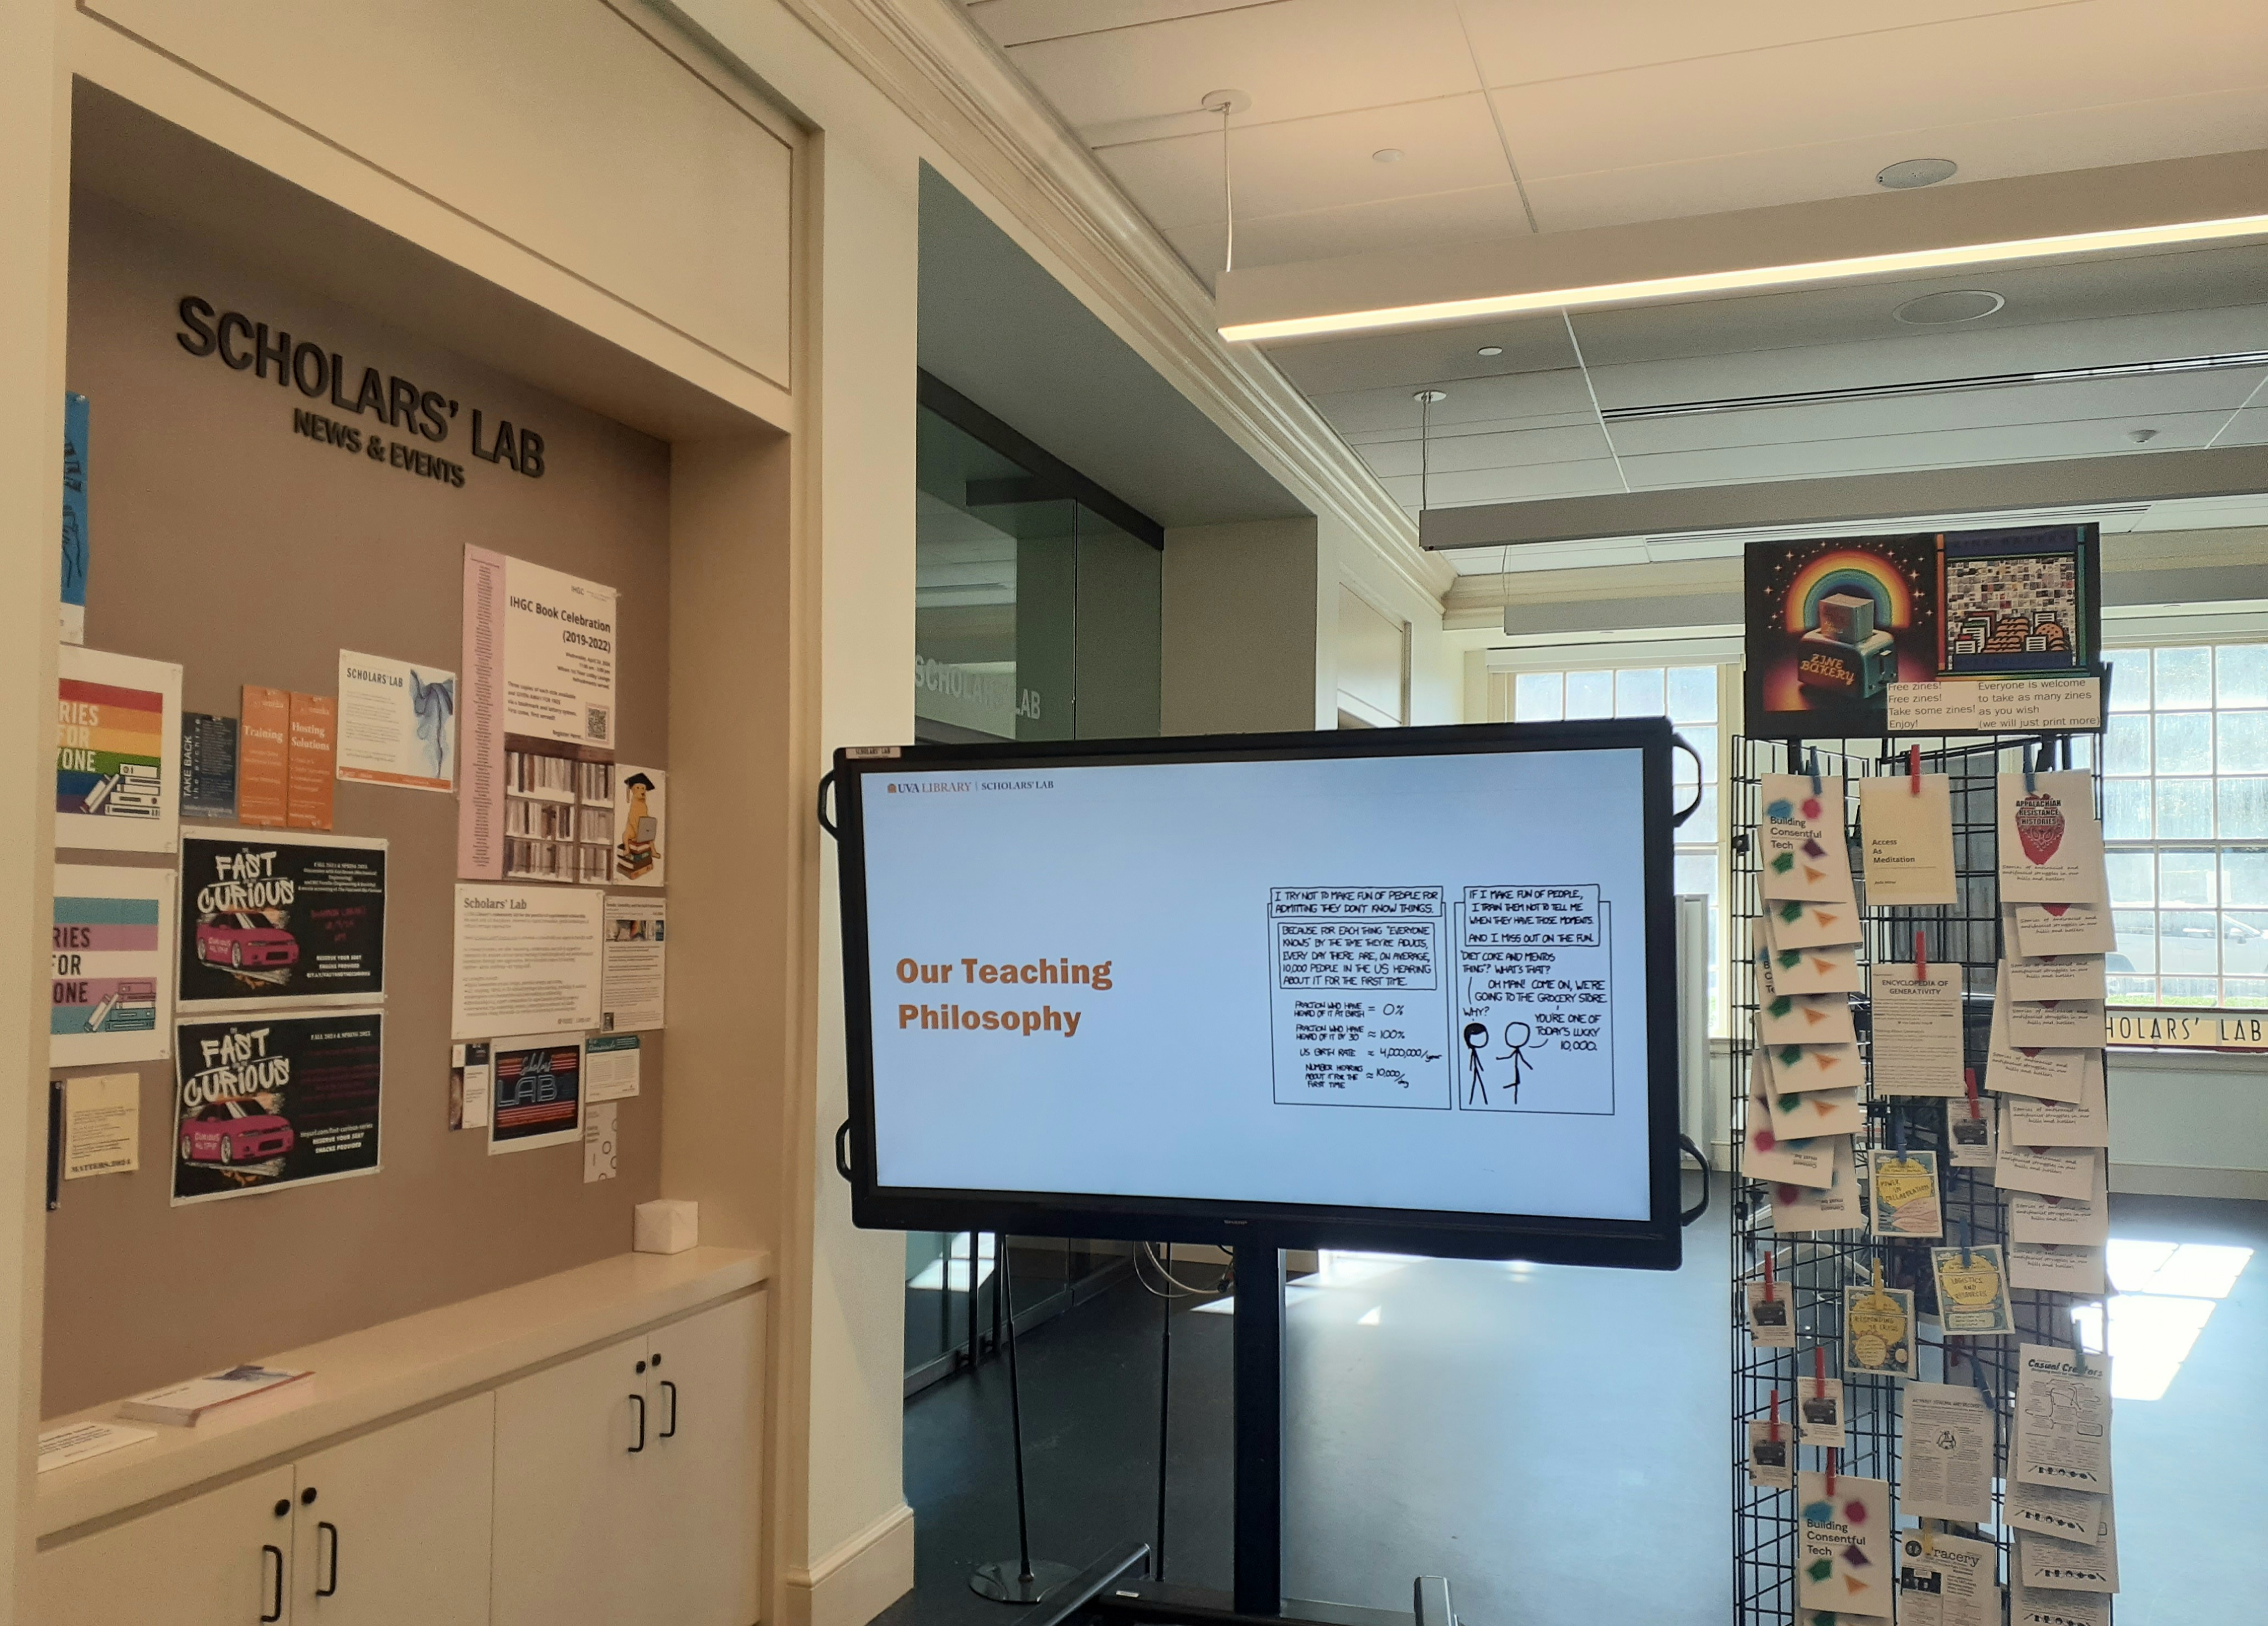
[45,190,673,1415]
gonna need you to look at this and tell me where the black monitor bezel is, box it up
[831,719,1685,1269]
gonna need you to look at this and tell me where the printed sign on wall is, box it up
[172,1010,383,1205]
[177,831,386,1010]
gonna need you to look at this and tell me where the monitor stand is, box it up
[1018,1238,1454,1626]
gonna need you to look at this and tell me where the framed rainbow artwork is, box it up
[1743,524,2101,737]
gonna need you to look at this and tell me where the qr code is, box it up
[586,705,610,741]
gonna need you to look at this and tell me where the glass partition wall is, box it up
[903,374,1163,1392]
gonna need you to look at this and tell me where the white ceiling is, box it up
[969,0,2268,273]
[966,0,2268,550]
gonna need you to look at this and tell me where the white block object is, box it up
[635,1199,698,1255]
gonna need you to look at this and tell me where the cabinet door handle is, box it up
[317,1520,341,1597]
[260,1545,285,1622]
[659,1379,678,1439]
[628,1391,646,1453]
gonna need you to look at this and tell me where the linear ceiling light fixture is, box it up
[1600,349,2268,423]
[1218,213,2268,344]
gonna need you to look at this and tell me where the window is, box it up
[2100,643,2268,1010]
[1507,664,1727,1030]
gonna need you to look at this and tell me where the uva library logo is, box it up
[176,295,548,492]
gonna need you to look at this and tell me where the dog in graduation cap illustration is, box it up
[615,772,661,881]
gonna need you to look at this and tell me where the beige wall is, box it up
[44,195,681,1416]
[0,0,69,1609]
[1161,518,1323,734]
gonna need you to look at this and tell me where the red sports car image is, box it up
[196,914,298,972]
[179,1101,295,1166]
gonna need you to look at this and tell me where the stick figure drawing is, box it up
[1495,1020,1535,1104]
[1462,1020,1490,1106]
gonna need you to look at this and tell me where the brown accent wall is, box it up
[45,193,674,1415]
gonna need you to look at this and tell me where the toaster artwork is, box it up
[1796,592,1899,698]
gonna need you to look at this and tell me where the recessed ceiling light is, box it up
[1413,390,1448,403]
[2130,427,2160,443]
[1373,148,1404,164]
[1476,345,1504,357]
[1878,157,1958,190]
[1893,289,2006,326]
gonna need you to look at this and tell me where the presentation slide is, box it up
[858,747,1657,1223]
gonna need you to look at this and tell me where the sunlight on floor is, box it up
[909,1233,997,1294]
[2068,1239,2255,1400]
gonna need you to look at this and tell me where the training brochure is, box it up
[336,649,456,792]
[50,864,172,1066]
[56,646,181,853]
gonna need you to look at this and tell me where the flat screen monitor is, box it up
[831,721,1684,1267]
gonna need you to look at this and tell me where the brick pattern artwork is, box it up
[1945,554,2076,660]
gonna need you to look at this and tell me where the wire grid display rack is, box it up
[1728,731,2113,1626]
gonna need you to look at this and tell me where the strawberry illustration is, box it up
[2014,791,2064,865]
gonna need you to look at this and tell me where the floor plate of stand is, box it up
[971,1560,1083,1603]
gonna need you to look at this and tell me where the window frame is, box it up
[2097,634,2268,1016]
[1484,653,1739,1035]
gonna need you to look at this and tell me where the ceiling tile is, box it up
[1618,416,2239,487]
[1264,311,1575,395]
[1160,182,1534,286]
[1491,3,2267,183]
[1002,0,1476,132]
[966,1,1281,51]
[1517,89,2268,233]
[1095,94,1513,229]
[1603,369,2268,456]
[1309,368,1600,435]
[1585,306,2268,410]
[1362,421,1619,478]
[1566,243,2268,368]
[1457,0,2079,86]
[1379,460,1629,508]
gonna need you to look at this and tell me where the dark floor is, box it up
[882,1191,2266,1626]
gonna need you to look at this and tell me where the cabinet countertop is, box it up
[37,1245,768,1539]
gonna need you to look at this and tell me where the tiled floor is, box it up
[883,1191,2265,1626]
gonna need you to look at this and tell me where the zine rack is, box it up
[1729,732,2114,1626]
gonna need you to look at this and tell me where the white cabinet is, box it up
[292,1392,494,1624]
[493,1293,763,1626]
[36,1465,297,1626]
[38,1395,494,1626]
[491,1330,652,1626]
[37,1285,763,1626]
[643,1294,763,1626]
